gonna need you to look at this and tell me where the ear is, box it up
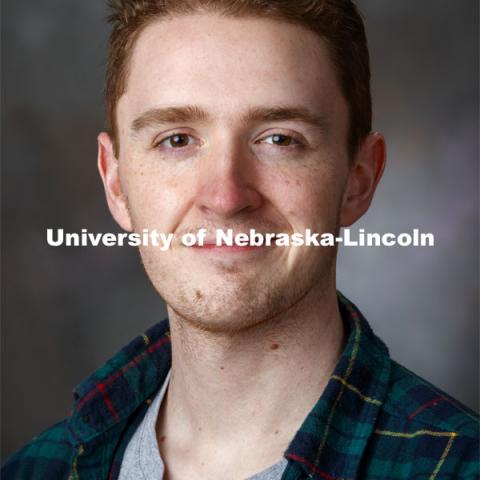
[340,132,386,226]
[97,132,133,231]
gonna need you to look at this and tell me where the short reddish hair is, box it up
[106,0,371,159]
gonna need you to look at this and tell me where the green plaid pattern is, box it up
[3,292,479,479]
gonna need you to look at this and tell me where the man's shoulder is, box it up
[2,318,172,480]
[1,419,76,480]
[382,359,479,437]
[365,358,479,478]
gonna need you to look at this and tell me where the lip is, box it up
[190,244,266,253]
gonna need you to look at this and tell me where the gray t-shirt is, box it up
[118,370,288,480]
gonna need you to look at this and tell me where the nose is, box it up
[194,142,263,218]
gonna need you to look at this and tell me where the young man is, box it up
[3,1,479,479]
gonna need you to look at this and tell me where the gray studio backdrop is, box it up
[1,0,478,460]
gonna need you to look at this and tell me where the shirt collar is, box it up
[68,320,172,443]
[68,292,391,480]
[284,292,391,479]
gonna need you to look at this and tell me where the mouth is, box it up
[191,243,265,252]
[178,229,284,255]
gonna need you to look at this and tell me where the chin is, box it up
[143,250,336,334]
[170,309,266,334]
[161,274,312,335]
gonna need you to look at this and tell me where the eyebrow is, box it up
[131,105,209,132]
[243,106,329,131]
[131,105,329,133]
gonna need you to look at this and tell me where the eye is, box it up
[158,133,195,149]
[258,134,300,146]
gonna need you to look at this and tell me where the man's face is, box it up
[109,14,353,332]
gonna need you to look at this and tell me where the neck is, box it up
[158,280,345,459]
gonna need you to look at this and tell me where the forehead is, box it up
[118,14,346,127]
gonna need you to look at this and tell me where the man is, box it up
[2,0,479,479]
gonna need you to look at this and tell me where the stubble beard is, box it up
[140,243,338,335]
[129,197,343,335]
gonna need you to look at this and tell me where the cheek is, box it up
[119,156,191,232]
[262,161,346,232]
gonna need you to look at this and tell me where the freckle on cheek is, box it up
[270,343,279,350]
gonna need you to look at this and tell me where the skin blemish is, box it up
[274,429,279,435]
[270,342,279,350]
[220,366,225,370]
[159,435,166,442]
[195,290,203,300]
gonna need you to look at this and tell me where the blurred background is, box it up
[1,0,478,460]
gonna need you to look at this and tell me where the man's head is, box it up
[98,0,385,333]
[105,0,372,160]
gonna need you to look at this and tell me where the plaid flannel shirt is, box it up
[2,292,479,479]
